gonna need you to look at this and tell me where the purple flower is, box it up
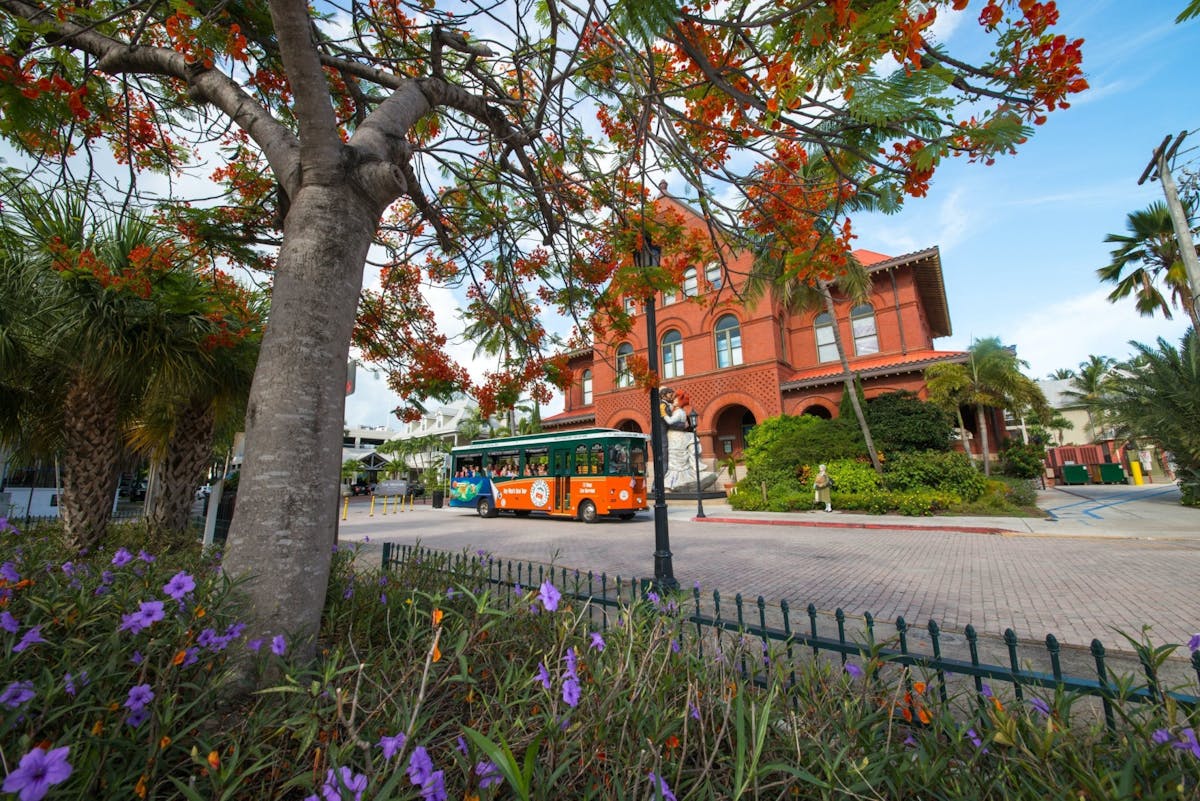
[966,728,985,750]
[137,550,155,563]
[456,735,468,755]
[1,561,19,582]
[13,625,46,653]
[197,629,219,649]
[379,593,387,605]
[111,548,133,567]
[1028,697,1050,717]
[0,611,18,634]
[647,591,660,604]
[162,571,196,601]
[980,684,993,698]
[535,662,552,690]
[446,587,456,599]
[538,581,561,612]
[131,650,144,665]
[564,647,578,677]
[1,680,35,708]
[475,760,502,789]
[1189,633,1200,653]
[60,562,74,577]
[844,662,864,679]
[126,707,150,728]
[342,586,354,600]
[670,639,681,654]
[1153,728,1173,745]
[378,732,407,760]
[246,638,264,653]
[513,583,523,597]
[407,746,434,786]
[1173,728,1200,759]
[562,676,581,708]
[312,767,368,801]
[647,771,677,801]
[118,600,165,635]
[689,702,700,720]
[420,770,446,801]
[589,632,606,652]
[125,683,154,711]
[271,634,287,656]
[2,745,72,801]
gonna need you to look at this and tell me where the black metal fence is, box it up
[382,542,1200,729]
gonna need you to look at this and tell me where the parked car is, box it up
[374,479,428,497]
[350,481,373,496]
[195,484,212,500]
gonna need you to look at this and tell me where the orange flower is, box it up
[135,774,148,798]
[195,607,206,619]
[913,681,927,694]
[432,644,442,663]
[917,708,931,725]
[172,649,187,666]
[664,735,680,751]
[432,608,443,626]
[207,750,220,769]
[159,735,172,750]
[91,719,104,736]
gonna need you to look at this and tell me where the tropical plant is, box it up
[925,338,1047,476]
[741,414,864,489]
[1047,368,1076,380]
[1062,354,1116,441]
[1099,201,1200,330]
[1099,329,1200,505]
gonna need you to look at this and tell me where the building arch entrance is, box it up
[712,404,757,457]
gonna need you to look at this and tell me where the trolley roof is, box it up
[450,427,649,456]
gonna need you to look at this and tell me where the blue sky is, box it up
[858,0,1198,379]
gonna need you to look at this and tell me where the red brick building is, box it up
[541,195,971,463]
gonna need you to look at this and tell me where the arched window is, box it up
[683,266,698,297]
[616,343,634,387]
[714,315,742,368]
[851,304,879,355]
[705,261,723,290]
[623,296,638,317]
[661,330,684,379]
[581,369,593,405]
[814,312,837,363]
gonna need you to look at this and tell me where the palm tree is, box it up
[1099,201,1200,330]
[1062,354,1115,441]
[1099,329,1199,502]
[924,337,1047,475]
[744,246,883,474]
[1047,368,1076,380]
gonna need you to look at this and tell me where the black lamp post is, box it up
[634,236,678,591]
[688,409,705,519]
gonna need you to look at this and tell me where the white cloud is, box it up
[979,287,1192,379]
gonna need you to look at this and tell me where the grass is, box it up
[2,519,1199,800]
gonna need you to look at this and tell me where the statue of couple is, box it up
[659,388,707,491]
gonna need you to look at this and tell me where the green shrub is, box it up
[742,414,865,487]
[1001,441,1047,480]
[866,390,954,454]
[884,450,987,501]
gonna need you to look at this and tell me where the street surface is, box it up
[337,484,1200,657]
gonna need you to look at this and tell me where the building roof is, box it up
[780,349,969,392]
[852,246,952,338]
[540,408,597,429]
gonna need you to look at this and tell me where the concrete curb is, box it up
[693,515,1012,535]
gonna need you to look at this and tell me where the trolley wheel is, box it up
[578,499,598,524]
[477,497,498,518]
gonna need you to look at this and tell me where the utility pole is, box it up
[1138,130,1200,325]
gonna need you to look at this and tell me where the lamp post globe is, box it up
[635,236,677,591]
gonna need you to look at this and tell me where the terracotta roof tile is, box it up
[781,349,968,391]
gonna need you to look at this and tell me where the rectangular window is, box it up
[816,325,838,363]
[706,262,723,290]
[852,317,879,355]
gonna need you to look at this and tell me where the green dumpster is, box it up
[1098,463,1127,484]
[1061,464,1089,485]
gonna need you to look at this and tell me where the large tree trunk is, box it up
[221,184,377,659]
[60,374,123,552]
[147,399,215,539]
[976,403,992,476]
[955,407,975,465]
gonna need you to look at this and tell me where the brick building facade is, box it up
[541,196,972,464]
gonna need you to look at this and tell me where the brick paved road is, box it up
[340,503,1200,652]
